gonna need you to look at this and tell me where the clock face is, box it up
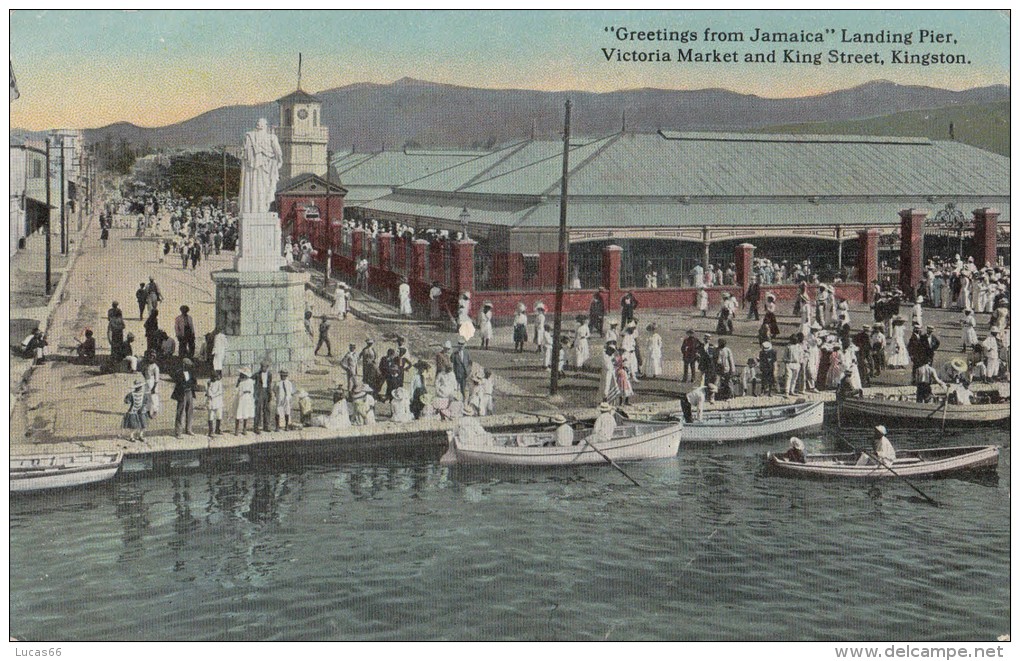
[297,108,308,120]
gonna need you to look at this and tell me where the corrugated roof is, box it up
[659,130,931,145]
[332,150,482,186]
[388,132,1008,199]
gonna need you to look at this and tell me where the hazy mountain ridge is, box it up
[16,78,1010,152]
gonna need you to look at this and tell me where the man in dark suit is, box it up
[452,338,472,399]
[253,361,273,433]
[588,291,606,337]
[746,275,761,321]
[172,358,198,437]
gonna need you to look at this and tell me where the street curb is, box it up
[10,213,95,420]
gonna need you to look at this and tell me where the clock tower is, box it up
[274,88,329,183]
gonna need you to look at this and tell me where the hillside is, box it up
[49,78,1010,152]
[755,100,1010,156]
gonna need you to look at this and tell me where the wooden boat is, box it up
[839,396,1009,427]
[440,419,681,467]
[10,451,123,493]
[660,401,824,444]
[767,445,999,479]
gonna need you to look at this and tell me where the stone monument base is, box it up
[211,269,313,375]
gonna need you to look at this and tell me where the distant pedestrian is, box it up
[399,278,412,317]
[340,344,358,391]
[172,358,198,437]
[452,338,472,399]
[315,316,333,356]
[175,305,196,359]
[135,283,148,319]
[146,277,162,312]
[234,368,255,435]
[253,361,273,433]
[206,373,224,436]
[274,370,296,430]
[123,377,150,442]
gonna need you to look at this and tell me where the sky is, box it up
[8,9,1011,130]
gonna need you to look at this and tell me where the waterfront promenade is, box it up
[9,215,1006,461]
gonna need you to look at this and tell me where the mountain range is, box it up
[16,78,1012,152]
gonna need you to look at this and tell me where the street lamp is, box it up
[458,207,470,241]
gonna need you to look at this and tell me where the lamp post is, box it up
[458,207,470,241]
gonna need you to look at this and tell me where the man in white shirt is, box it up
[783,333,804,396]
[274,370,297,431]
[591,402,617,445]
[553,414,574,447]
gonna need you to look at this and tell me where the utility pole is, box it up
[550,99,571,396]
[44,138,52,295]
[222,146,227,213]
[59,138,67,255]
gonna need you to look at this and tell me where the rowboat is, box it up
[10,451,123,493]
[767,445,999,480]
[666,401,824,444]
[839,396,1009,427]
[439,419,681,467]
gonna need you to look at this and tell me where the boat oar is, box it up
[827,427,941,507]
[582,438,642,487]
[940,389,950,434]
[520,410,642,487]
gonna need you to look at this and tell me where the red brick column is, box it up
[430,240,447,286]
[452,239,476,295]
[898,208,927,295]
[538,252,561,290]
[377,232,393,272]
[411,239,428,284]
[735,243,755,298]
[972,208,999,268]
[857,229,881,302]
[601,244,622,312]
[351,228,365,261]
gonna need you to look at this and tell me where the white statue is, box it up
[240,118,282,215]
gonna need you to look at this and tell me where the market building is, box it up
[283,130,1010,317]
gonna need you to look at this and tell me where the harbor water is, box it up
[10,426,1010,641]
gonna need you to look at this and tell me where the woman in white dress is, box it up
[885,317,910,368]
[457,292,475,341]
[144,358,161,418]
[697,286,709,317]
[573,316,591,369]
[961,309,979,351]
[389,386,414,423]
[234,368,256,434]
[477,301,494,350]
[332,283,348,318]
[398,279,412,317]
[533,302,546,351]
[646,323,663,378]
[312,391,351,430]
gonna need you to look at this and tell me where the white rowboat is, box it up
[677,401,824,444]
[839,397,1009,427]
[440,420,681,467]
[11,451,123,493]
[767,445,999,479]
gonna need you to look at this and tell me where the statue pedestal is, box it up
[234,211,286,272]
[211,269,313,375]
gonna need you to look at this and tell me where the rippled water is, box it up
[10,427,1010,641]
